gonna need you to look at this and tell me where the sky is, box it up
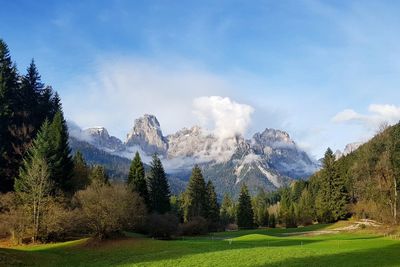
[2,0,400,158]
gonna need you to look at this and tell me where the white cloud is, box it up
[332,104,400,128]
[193,96,254,140]
[62,58,230,139]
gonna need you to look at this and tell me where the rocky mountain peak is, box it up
[83,127,124,151]
[84,126,110,138]
[255,128,295,146]
[126,114,168,154]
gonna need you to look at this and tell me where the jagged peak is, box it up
[253,128,294,146]
[84,126,110,136]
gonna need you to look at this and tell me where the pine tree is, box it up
[20,60,44,133]
[220,193,236,225]
[279,187,296,227]
[296,188,314,225]
[237,184,254,228]
[49,111,73,193]
[316,148,347,223]
[0,39,19,192]
[184,165,207,221]
[71,151,90,191]
[89,165,110,185]
[252,190,269,227]
[128,152,149,207]
[147,154,170,214]
[206,180,219,223]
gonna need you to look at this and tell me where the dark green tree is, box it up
[184,165,207,221]
[252,189,269,227]
[206,180,220,228]
[0,39,19,192]
[236,184,254,228]
[279,187,297,227]
[89,165,110,185]
[147,154,170,214]
[220,193,236,226]
[128,152,149,207]
[71,151,90,192]
[316,148,348,223]
[49,111,73,193]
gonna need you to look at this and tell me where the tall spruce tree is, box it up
[206,180,220,229]
[279,187,297,227]
[184,165,207,221]
[71,151,90,192]
[128,152,149,207]
[316,148,347,223]
[0,39,19,192]
[20,60,45,135]
[237,184,254,228]
[220,193,236,225]
[148,154,170,213]
[49,111,73,193]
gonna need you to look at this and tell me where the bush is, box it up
[74,183,146,239]
[147,213,179,239]
[225,223,238,231]
[180,216,208,236]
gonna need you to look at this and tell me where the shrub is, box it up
[180,216,208,236]
[147,213,179,239]
[225,223,238,231]
[74,183,146,239]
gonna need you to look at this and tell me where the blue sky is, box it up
[2,0,400,158]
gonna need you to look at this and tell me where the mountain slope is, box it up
[68,115,320,196]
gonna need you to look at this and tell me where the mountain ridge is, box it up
[68,114,320,196]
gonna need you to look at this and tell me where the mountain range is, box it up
[68,114,320,197]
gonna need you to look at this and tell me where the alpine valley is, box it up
[68,114,320,197]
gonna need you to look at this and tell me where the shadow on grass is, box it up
[256,242,400,267]
[0,224,389,267]
[0,235,324,266]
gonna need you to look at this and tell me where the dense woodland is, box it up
[0,39,399,244]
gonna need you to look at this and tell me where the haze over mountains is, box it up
[68,114,321,196]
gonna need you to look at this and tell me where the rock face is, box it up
[68,114,320,196]
[83,127,125,151]
[334,142,364,160]
[126,114,168,155]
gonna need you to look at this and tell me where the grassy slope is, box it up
[1,224,400,267]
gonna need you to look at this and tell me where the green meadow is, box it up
[1,224,400,267]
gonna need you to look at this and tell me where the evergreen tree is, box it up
[147,154,170,214]
[252,190,269,227]
[279,187,297,227]
[89,165,110,185]
[316,148,347,223]
[220,193,236,226]
[236,184,254,228]
[184,165,207,221]
[20,60,44,134]
[71,151,90,192]
[296,188,314,225]
[0,39,19,192]
[206,180,220,227]
[49,111,73,193]
[128,152,149,207]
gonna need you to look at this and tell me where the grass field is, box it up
[1,223,400,267]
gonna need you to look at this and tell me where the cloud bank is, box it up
[62,58,230,139]
[193,96,254,140]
